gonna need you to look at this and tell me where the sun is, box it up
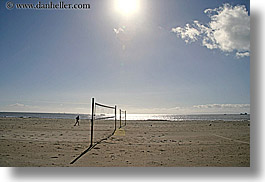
[114,0,140,16]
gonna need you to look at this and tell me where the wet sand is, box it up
[0,118,250,167]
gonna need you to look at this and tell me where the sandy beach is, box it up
[0,117,250,167]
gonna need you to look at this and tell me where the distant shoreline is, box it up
[0,112,250,122]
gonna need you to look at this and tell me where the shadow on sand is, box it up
[70,131,116,165]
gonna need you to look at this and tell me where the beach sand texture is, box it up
[0,118,249,167]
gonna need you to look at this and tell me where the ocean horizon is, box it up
[0,112,250,122]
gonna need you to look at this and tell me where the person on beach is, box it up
[74,115,80,126]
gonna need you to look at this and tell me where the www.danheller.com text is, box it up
[6,1,91,10]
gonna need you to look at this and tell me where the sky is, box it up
[0,0,250,114]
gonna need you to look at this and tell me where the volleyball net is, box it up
[70,98,127,164]
[89,98,126,147]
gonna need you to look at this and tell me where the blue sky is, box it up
[0,0,250,114]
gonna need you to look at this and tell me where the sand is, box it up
[0,117,250,167]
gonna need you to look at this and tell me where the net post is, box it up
[115,105,117,131]
[125,111,126,126]
[120,109,121,128]
[90,98,95,147]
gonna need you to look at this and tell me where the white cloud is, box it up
[9,103,27,107]
[5,103,40,111]
[171,4,250,58]
[126,103,249,114]
[236,51,250,58]
[113,27,124,34]
[172,24,201,43]
[113,26,135,50]
[192,104,250,109]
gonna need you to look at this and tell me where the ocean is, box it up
[0,112,250,122]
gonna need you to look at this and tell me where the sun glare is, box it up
[114,0,140,16]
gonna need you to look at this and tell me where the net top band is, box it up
[95,102,115,109]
